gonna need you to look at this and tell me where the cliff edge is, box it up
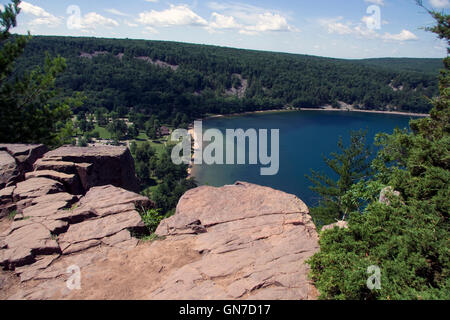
[0,144,319,300]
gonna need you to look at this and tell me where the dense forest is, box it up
[13,35,440,127]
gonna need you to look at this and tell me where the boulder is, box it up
[379,186,401,206]
[0,144,48,186]
[0,151,19,189]
[321,220,349,232]
[41,146,139,192]
[152,182,319,300]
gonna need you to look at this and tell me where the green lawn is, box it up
[91,124,170,156]
[93,125,112,140]
[133,131,170,155]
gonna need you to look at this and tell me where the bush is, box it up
[139,208,163,234]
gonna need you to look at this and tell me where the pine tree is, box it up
[307,129,372,226]
[0,0,77,147]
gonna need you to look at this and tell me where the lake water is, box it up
[190,110,417,207]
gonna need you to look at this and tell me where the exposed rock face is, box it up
[0,151,18,190]
[0,145,153,295]
[1,145,319,300]
[152,182,319,300]
[379,186,401,206]
[321,220,349,232]
[0,185,153,278]
[0,144,48,189]
[39,146,139,193]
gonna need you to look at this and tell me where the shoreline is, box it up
[198,107,429,121]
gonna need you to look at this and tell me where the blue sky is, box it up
[2,0,449,59]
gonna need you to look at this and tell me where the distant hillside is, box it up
[13,36,440,124]
[357,58,444,74]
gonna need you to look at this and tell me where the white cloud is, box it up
[209,12,242,30]
[381,29,418,41]
[125,21,139,27]
[206,2,298,35]
[79,12,120,30]
[365,0,385,5]
[143,26,160,34]
[137,4,208,27]
[320,17,417,42]
[105,9,130,17]
[429,0,450,8]
[19,1,61,27]
[244,12,297,33]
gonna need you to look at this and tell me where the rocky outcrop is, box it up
[37,146,139,193]
[0,183,152,276]
[379,186,401,206]
[321,220,349,232]
[0,180,319,300]
[1,144,319,300]
[0,144,48,189]
[152,182,319,300]
[0,145,151,287]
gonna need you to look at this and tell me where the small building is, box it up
[160,126,171,136]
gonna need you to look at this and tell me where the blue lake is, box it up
[190,110,418,207]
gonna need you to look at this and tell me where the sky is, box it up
[1,0,449,59]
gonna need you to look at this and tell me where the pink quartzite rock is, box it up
[25,170,82,195]
[152,182,319,300]
[0,144,48,187]
[0,151,19,189]
[321,220,349,232]
[41,146,139,192]
[0,185,150,279]
[13,178,63,202]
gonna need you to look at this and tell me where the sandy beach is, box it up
[194,107,429,122]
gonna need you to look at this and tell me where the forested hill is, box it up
[15,36,440,123]
[356,57,443,74]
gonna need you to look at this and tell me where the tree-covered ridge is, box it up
[13,35,439,124]
[356,58,443,74]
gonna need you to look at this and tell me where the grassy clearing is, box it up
[93,125,112,140]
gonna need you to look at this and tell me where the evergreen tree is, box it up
[0,0,78,147]
[307,130,372,226]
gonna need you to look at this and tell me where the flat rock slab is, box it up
[77,185,153,215]
[152,182,319,300]
[156,181,311,236]
[0,182,319,301]
[0,184,150,285]
[0,144,47,158]
[13,178,63,202]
